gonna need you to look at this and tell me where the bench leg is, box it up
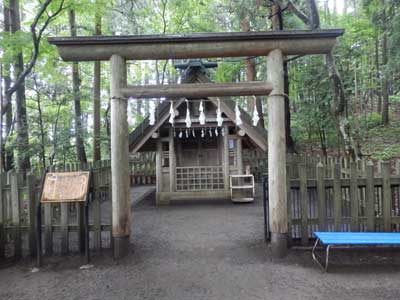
[312,239,331,272]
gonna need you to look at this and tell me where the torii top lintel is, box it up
[48,29,344,62]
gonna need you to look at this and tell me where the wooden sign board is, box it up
[41,172,90,203]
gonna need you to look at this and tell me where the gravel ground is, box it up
[1,194,400,300]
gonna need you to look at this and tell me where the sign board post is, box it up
[36,171,92,267]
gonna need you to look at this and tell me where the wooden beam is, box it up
[48,29,344,61]
[120,81,272,99]
[267,49,288,258]
[110,54,130,259]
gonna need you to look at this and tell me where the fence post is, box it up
[350,162,359,231]
[93,167,102,251]
[365,161,375,231]
[77,164,85,254]
[316,162,326,231]
[333,163,342,232]
[286,165,292,245]
[382,162,392,232]
[299,164,308,245]
[27,173,37,257]
[60,165,70,254]
[0,173,4,258]
[0,173,6,258]
[10,171,21,259]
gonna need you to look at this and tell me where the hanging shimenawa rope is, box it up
[149,100,156,125]
[127,98,134,126]
[168,101,175,125]
[185,99,192,128]
[235,102,242,126]
[251,96,260,126]
[199,100,206,125]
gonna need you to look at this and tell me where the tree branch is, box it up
[6,0,65,98]
[274,0,310,26]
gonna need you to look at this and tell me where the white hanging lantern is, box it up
[178,129,183,138]
[221,127,225,136]
[168,101,175,125]
[215,128,218,136]
[192,129,196,137]
[127,98,134,126]
[185,100,192,128]
[209,127,212,137]
[185,129,189,138]
[201,128,205,138]
[216,98,223,127]
[235,102,242,126]
[149,100,156,125]
[199,100,206,125]
[252,96,260,126]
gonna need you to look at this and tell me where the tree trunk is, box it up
[2,3,14,171]
[9,0,30,174]
[381,0,389,125]
[375,38,382,113]
[241,16,265,129]
[69,10,87,164]
[93,12,102,162]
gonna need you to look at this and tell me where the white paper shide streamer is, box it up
[235,102,242,126]
[252,97,260,126]
[149,100,156,125]
[168,101,175,125]
[216,98,223,127]
[127,98,134,126]
[199,100,206,125]
[185,100,192,128]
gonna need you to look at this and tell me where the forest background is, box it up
[0,0,399,175]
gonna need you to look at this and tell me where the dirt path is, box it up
[1,195,400,300]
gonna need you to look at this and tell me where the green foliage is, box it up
[2,0,400,170]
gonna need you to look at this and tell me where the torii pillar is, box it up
[267,49,287,257]
[110,54,131,258]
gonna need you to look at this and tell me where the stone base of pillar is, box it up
[113,236,130,259]
[270,232,287,258]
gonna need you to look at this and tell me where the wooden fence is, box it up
[287,160,400,245]
[0,153,157,260]
[0,161,112,260]
[130,152,156,186]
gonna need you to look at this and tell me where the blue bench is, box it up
[312,232,400,271]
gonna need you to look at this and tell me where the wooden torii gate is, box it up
[48,29,344,259]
